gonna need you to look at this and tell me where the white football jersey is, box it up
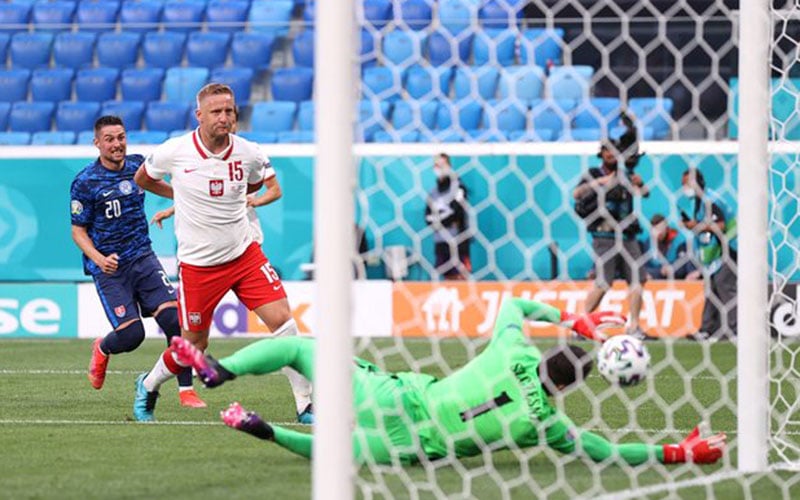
[143,129,275,266]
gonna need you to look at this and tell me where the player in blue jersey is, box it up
[70,115,206,409]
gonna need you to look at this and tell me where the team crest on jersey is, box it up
[209,179,224,197]
[70,200,83,215]
[188,312,202,325]
[114,305,126,318]
[119,180,133,195]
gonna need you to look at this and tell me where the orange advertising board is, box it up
[392,281,705,338]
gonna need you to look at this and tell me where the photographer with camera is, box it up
[572,112,652,340]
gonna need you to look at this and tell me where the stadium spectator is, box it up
[678,168,738,342]
[424,153,472,280]
[171,298,726,466]
[70,115,205,408]
[133,83,313,423]
[640,214,698,280]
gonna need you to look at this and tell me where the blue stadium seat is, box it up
[472,28,517,66]
[277,130,313,143]
[453,66,499,100]
[205,0,249,33]
[382,29,423,67]
[0,69,31,102]
[372,129,421,143]
[397,0,431,30]
[56,101,100,132]
[466,128,504,142]
[31,130,75,144]
[164,67,209,103]
[478,0,521,28]
[292,28,313,67]
[142,32,186,69]
[486,98,527,133]
[0,132,31,145]
[53,32,97,69]
[231,32,275,70]
[497,65,545,101]
[210,67,253,105]
[76,0,119,33]
[145,102,190,132]
[301,1,314,24]
[10,101,54,132]
[507,128,556,142]
[568,127,602,141]
[628,97,674,139]
[96,32,140,69]
[531,100,569,139]
[547,65,593,101]
[403,64,451,99]
[357,98,391,142]
[102,100,145,130]
[76,130,95,144]
[432,130,464,142]
[126,130,168,144]
[271,67,313,102]
[391,100,438,131]
[519,27,564,67]
[438,0,476,34]
[186,32,230,68]
[360,28,377,68]
[427,30,472,66]
[121,68,164,102]
[169,129,191,138]
[31,68,74,102]
[10,33,54,70]
[297,100,313,131]
[119,1,161,33]
[32,1,75,33]
[0,33,11,67]
[0,3,31,34]
[239,131,277,143]
[161,0,205,33]
[361,0,392,30]
[75,67,118,102]
[362,66,401,101]
[250,101,296,132]
[248,0,293,37]
[0,102,10,130]
[572,97,621,130]
[436,100,483,130]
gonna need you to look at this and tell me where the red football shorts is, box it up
[177,243,287,332]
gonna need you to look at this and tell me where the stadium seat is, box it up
[453,66,499,100]
[0,3,31,34]
[10,101,54,133]
[205,0,249,33]
[478,0,521,28]
[362,66,401,101]
[531,100,569,139]
[31,68,74,102]
[519,27,565,67]
[382,29,423,67]
[271,67,313,102]
[164,67,209,104]
[145,102,190,132]
[102,100,145,130]
[436,100,483,130]
[169,129,191,138]
[466,128,505,142]
[472,28,517,66]
[121,68,164,102]
[628,97,674,139]
[397,0,432,30]
[360,28,377,68]
[372,129,421,143]
[427,30,473,66]
[126,130,168,144]
[572,97,622,130]
[142,32,186,69]
[31,130,75,144]
[0,69,31,102]
[248,0,293,37]
[239,131,277,143]
[297,100,313,131]
[186,32,230,69]
[0,102,11,130]
[53,32,97,69]
[76,129,95,144]
[497,65,545,101]
[0,33,9,64]
[0,132,31,145]
[568,127,602,141]
[119,1,162,33]
[10,33,54,70]
[438,0,476,34]
[403,64,451,99]
[361,0,392,30]
[210,67,253,105]
[231,32,276,70]
[277,130,314,143]
[547,65,593,101]
[357,98,391,142]
[96,32,140,69]
[486,99,527,133]
[391,100,438,131]
[75,67,118,102]
[250,101,296,133]
[56,101,100,132]
[76,0,119,33]
[292,28,313,67]
[32,1,75,33]
[301,1,314,24]
[507,128,556,142]
[161,0,205,33]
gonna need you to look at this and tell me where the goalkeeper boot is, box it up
[133,373,159,422]
[178,389,207,408]
[297,403,314,425]
[170,337,235,388]
[88,338,109,390]
[221,402,274,441]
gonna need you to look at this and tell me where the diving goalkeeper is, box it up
[171,298,725,466]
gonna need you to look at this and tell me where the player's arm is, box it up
[134,165,173,199]
[150,206,175,229]
[248,175,281,207]
[575,426,726,465]
[492,298,625,342]
[71,225,118,274]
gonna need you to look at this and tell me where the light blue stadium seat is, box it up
[0,33,10,64]
[10,101,54,133]
[519,27,564,67]
[31,130,75,144]
[403,64,437,99]
[231,32,276,70]
[205,0,249,33]
[292,28,313,67]
[169,129,192,138]
[0,102,9,130]
[465,128,504,142]
[239,131,277,143]
[271,67,313,102]
[56,101,100,132]
[361,0,392,29]
[164,67,209,103]
[102,100,145,130]
[497,65,544,101]
[297,100,313,131]
[391,100,438,131]
[0,131,31,145]
[567,127,602,141]
[186,31,230,68]
[0,3,31,34]
[531,100,569,139]
[121,67,164,102]
[211,67,253,105]
[478,0,522,28]
[453,66,499,100]
[32,1,75,33]
[547,65,593,101]
[572,96,622,130]
[248,0,293,37]
[507,128,556,142]
[143,32,186,69]
[438,0,476,34]
[251,101,297,132]
[487,98,527,133]
[145,102,190,132]
[373,129,421,143]
[75,67,118,102]
[628,97,674,139]
[126,130,168,144]
[96,32,140,69]
[362,65,401,101]
[53,32,97,69]
[397,0,431,30]
[472,27,517,66]
[10,32,54,70]
[161,0,205,33]
[277,130,314,143]
[31,68,74,102]
[436,100,483,130]
[119,1,161,33]
[357,98,391,142]
[432,129,464,142]
[382,29,423,67]
[301,1,314,23]
[76,129,95,144]
[427,29,472,66]
[76,0,119,33]
[0,69,31,102]
[360,28,377,68]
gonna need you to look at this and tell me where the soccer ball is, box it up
[596,334,651,386]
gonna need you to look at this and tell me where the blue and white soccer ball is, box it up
[597,334,651,386]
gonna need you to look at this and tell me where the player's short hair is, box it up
[540,344,593,395]
[94,115,124,135]
[196,83,234,109]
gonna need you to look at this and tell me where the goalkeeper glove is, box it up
[560,311,627,342]
[662,425,726,464]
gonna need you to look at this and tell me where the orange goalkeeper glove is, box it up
[560,311,627,342]
[662,425,727,464]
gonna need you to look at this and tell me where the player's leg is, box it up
[153,303,205,408]
[621,239,650,339]
[584,238,613,313]
[715,262,737,339]
[692,273,721,341]
[221,402,313,458]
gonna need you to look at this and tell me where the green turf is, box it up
[0,338,798,499]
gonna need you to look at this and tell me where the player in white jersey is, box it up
[133,83,312,423]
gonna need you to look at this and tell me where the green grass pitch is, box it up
[1,338,798,499]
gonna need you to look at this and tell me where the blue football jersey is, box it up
[70,154,153,275]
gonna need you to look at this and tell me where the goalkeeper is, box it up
[171,298,725,466]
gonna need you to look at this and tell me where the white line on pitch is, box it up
[592,469,745,500]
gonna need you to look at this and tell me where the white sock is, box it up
[143,350,185,392]
[273,319,313,413]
